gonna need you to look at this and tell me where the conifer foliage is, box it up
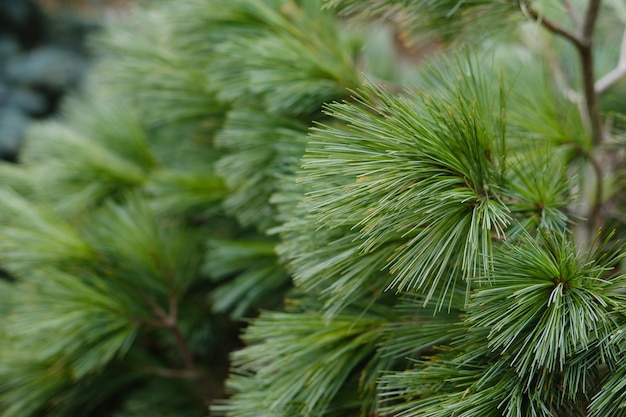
[0,1,625,417]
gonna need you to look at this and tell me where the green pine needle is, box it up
[0,188,96,276]
[295,56,510,306]
[468,232,626,379]
[213,310,387,417]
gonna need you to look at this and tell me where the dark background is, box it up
[0,0,129,161]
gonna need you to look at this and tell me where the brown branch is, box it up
[581,0,602,42]
[521,0,604,146]
[142,294,213,397]
[577,0,604,146]
[572,0,608,248]
[520,1,583,48]
[168,318,198,372]
[579,47,604,145]
[164,311,215,398]
[144,296,170,322]
[521,0,607,246]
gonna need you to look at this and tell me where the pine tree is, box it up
[0,1,624,417]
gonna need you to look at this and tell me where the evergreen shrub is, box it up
[0,1,626,416]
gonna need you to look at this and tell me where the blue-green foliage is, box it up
[0,1,625,417]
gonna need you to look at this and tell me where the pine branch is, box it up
[291,57,512,309]
[145,295,214,397]
[215,109,308,230]
[213,310,390,417]
[2,0,625,416]
[0,188,96,275]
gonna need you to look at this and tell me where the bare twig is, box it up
[520,1,583,48]
[145,296,170,322]
[143,295,213,396]
[560,0,582,28]
[577,0,604,146]
[595,29,626,94]
[574,0,607,246]
[170,323,201,372]
[581,0,603,42]
[521,0,604,145]
[579,48,604,145]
